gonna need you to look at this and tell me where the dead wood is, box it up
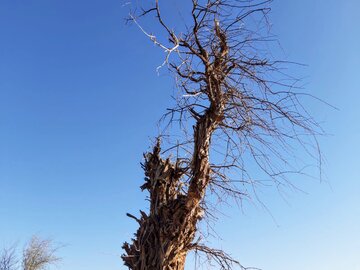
[122,0,322,269]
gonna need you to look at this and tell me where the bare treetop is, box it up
[129,0,322,205]
[22,236,60,270]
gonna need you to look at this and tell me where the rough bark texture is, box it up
[122,60,227,270]
[122,142,202,270]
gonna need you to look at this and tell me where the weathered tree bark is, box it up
[122,64,228,270]
[122,142,202,270]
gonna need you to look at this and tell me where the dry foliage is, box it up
[22,236,60,270]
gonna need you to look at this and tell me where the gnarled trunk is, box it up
[122,142,202,270]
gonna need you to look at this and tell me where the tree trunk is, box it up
[122,141,202,270]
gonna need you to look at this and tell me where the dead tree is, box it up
[122,0,322,269]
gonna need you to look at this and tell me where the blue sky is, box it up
[0,1,359,269]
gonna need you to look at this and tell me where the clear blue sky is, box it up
[0,1,359,269]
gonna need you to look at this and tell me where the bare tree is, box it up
[22,236,60,270]
[0,246,18,270]
[122,0,322,269]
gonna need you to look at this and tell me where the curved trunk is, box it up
[122,10,230,269]
[122,83,224,270]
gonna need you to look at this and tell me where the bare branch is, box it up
[122,1,325,269]
[0,246,18,270]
